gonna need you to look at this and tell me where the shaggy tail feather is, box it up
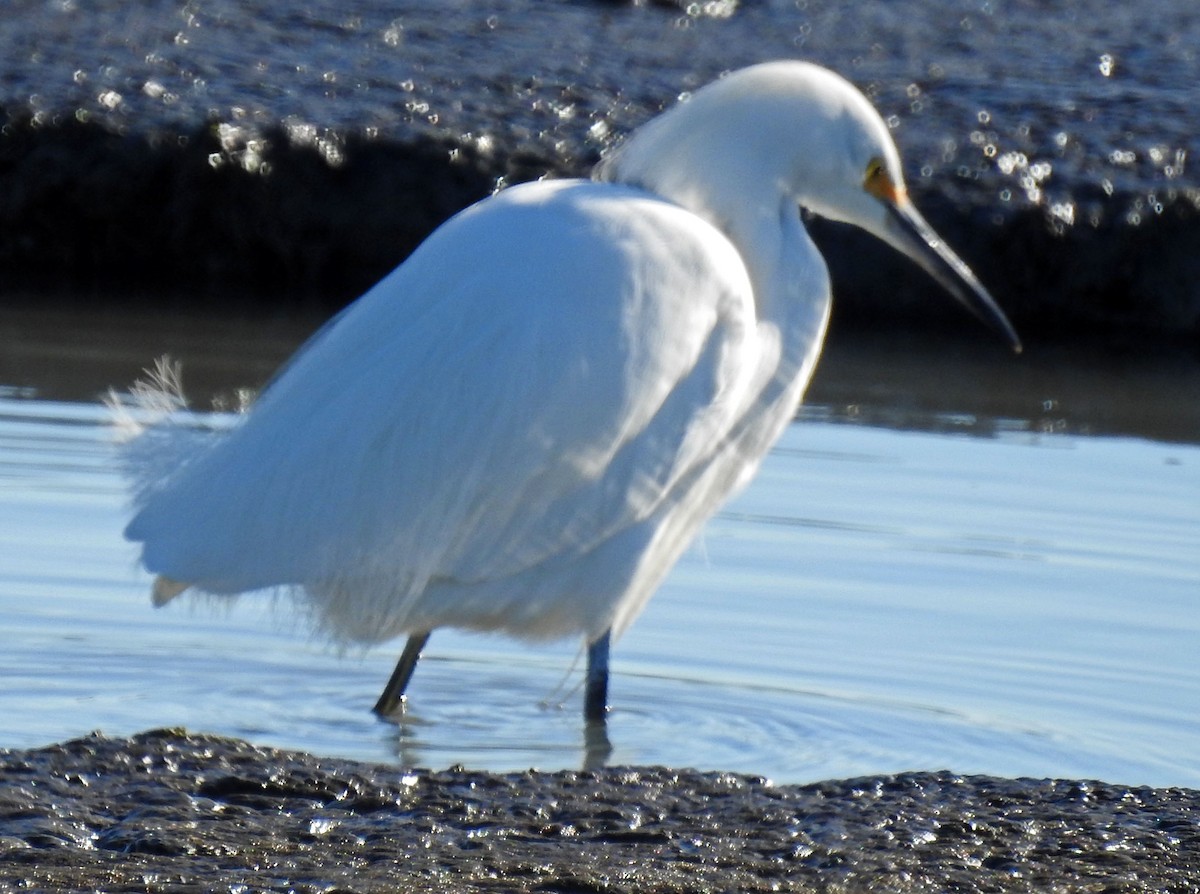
[108,357,232,604]
[106,357,225,509]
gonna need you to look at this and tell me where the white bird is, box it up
[119,61,1020,726]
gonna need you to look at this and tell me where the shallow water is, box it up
[1,310,1198,788]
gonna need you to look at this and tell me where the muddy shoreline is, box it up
[2,729,1197,892]
[3,110,1199,345]
[3,1,1200,342]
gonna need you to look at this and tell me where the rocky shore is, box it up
[2,730,1198,892]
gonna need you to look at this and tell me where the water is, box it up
[2,310,1197,788]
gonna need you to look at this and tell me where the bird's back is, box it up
[123,179,767,643]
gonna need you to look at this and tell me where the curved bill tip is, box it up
[883,200,1022,354]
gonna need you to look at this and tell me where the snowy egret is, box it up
[119,61,1019,726]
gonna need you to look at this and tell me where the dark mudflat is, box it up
[2,729,1196,892]
[2,2,1200,341]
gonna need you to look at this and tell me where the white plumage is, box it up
[119,61,1018,722]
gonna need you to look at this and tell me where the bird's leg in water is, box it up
[373,631,431,717]
[584,630,611,722]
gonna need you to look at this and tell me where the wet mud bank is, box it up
[2,109,1199,346]
[3,0,1200,344]
[2,730,1198,892]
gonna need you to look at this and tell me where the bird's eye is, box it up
[863,157,885,186]
[862,156,899,202]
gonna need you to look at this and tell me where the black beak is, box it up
[881,199,1022,354]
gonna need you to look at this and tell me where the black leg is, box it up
[584,629,611,723]
[373,631,431,717]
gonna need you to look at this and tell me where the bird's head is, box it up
[597,61,1021,353]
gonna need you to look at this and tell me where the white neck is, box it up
[723,196,831,391]
[596,96,833,396]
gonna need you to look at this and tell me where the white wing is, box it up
[125,179,761,638]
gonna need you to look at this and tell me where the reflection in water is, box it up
[583,720,614,771]
[807,328,1200,444]
[3,304,1197,443]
